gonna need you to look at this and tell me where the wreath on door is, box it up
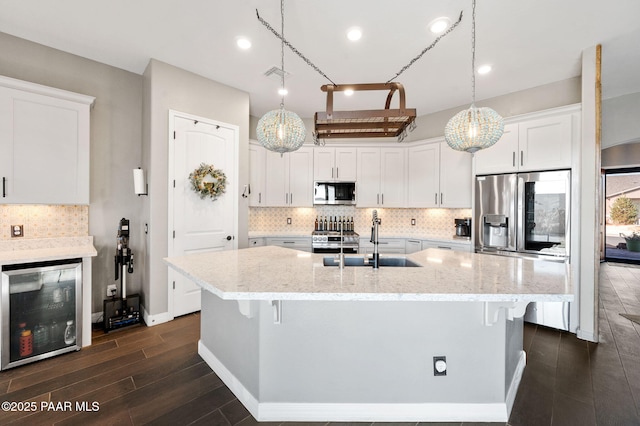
[189,163,227,200]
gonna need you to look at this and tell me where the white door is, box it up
[169,112,238,317]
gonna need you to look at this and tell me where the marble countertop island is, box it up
[164,245,573,303]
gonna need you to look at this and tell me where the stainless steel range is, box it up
[311,231,359,254]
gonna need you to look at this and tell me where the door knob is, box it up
[226,235,232,241]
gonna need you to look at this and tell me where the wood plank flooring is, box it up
[1,262,639,425]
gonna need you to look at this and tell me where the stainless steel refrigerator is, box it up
[474,170,571,330]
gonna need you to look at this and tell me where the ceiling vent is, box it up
[264,66,290,81]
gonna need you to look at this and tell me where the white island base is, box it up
[199,294,525,422]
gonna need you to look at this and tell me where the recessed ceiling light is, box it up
[429,17,451,34]
[477,64,492,75]
[344,89,354,96]
[236,37,251,50]
[346,27,362,41]
[278,88,288,96]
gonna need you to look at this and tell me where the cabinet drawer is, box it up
[265,237,311,252]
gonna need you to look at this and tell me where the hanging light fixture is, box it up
[256,0,306,155]
[445,0,504,154]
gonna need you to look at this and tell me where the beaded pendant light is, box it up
[445,0,504,154]
[256,0,306,155]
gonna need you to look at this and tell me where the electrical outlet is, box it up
[11,224,23,238]
[433,356,447,376]
[411,218,416,226]
[107,284,117,298]
[286,218,292,225]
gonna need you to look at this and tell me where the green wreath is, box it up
[189,163,227,200]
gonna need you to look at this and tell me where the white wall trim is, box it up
[576,328,598,342]
[0,75,96,106]
[505,350,527,417]
[141,304,172,327]
[198,340,511,423]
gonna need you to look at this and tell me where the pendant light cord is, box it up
[280,0,285,109]
[471,0,476,105]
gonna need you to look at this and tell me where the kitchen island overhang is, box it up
[165,246,573,422]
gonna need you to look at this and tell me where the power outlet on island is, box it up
[433,356,447,376]
[106,284,117,298]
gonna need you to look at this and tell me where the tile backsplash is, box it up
[249,207,472,239]
[0,205,89,240]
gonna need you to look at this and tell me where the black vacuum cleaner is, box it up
[104,218,141,332]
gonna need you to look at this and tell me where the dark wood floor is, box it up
[1,262,639,425]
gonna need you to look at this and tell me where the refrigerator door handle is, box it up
[516,175,524,252]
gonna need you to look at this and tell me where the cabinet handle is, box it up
[331,168,334,178]
[377,194,380,204]
[2,177,5,198]
[440,193,443,205]
[520,150,524,166]
[259,193,261,204]
[381,194,384,205]
[285,193,288,204]
[290,193,293,204]
[336,167,339,179]
[435,193,438,204]
[512,152,515,167]
[283,241,295,244]
[437,246,452,250]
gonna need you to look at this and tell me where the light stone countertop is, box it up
[0,237,97,265]
[164,245,573,302]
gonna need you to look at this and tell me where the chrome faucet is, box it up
[370,210,381,268]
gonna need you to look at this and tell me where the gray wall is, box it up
[142,59,249,318]
[602,91,640,149]
[0,32,144,314]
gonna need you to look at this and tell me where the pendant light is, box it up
[445,0,504,154]
[256,0,306,155]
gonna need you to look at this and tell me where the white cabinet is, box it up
[265,237,311,252]
[248,142,266,206]
[265,147,314,207]
[0,76,94,204]
[405,239,423,254]
[475,110,574,175]
[248,237,265,247]
[313,147,357,181]
[407,141,472,208]
[359,238,406,254]
[356,147,405,207]
[421,239,472,252]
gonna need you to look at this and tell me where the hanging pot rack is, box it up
[313,82,417,141]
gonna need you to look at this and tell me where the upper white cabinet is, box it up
[474,108,577,175]
[356,147,405,207]
[313,147,357,181]
[407,140,472,208]
[0,76,94,204]
[264,146,314,207]
[248,142,266,206]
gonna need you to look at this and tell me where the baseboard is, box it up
[197,340,260,418]
[505,350,527,418]
[197,340,509,422]
[576,328,598,342]
[141,304,173,327]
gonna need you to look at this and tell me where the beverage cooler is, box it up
[1,258,82,370]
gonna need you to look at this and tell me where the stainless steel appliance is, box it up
[474,170,571,330]
[312,231,359,254]
[1,258,82,370]
[455,218,471,238]
[313,181,356,205]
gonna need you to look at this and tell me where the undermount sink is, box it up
[322,256,422,267]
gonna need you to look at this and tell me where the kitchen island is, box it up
[165,246,572,422]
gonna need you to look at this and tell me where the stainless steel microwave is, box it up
[314,181,356,205]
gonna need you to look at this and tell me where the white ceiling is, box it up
[1,0,639,118]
